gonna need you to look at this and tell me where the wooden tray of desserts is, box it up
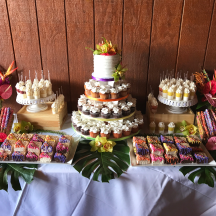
[0,133,80,164]
[128,135,216,166]
[78,110,135,121]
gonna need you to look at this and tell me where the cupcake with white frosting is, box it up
[85,83,92,95]
[183,88,190,101]
[118,85,127,97]
[100,127,111,139]
[122,125,131,136]
[81,125,90,136]
[101,108,111,119]
[112,107,122,118]
[110,88,119,99]
[91,87,100,98]
[131,122,139,133]
[176,88,183,101]
[113,127,122,138]
[99,88,110,99]
[82,104,91,115]
[168,122,175,134]
[122,106,131,116]
[90,107,100,117]
[89,127,100,138]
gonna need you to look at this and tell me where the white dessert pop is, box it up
[189,87,196,100]
[162,85,168,98]
[20,86,26,99]
[26,86,33,99]
[183,88,190,101]
[149,121,156,133]
[150,98,158,113]
[176,88,183,101]
[159,82,164,96]
[51,102,58,114]
[168,122,175,134]
[167,87,174,100]
[33,87,40,99]
[158,122,165,134]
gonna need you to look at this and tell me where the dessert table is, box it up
[0,116,216,216]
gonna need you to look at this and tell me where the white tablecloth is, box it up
[1,117,216,216]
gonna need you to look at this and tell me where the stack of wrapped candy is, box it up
[0,133,73,163]
[132,135,209,165]
[0,107,14,135]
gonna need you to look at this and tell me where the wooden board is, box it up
[94,0,123,49]
[0,1,19,112]
[128,138,216,166]
[122,0,153,113]
[17,102,68,130]
[7,0,42,77]
[204,2,216,70]
[176,0,214,75]
[65,0,94,112]
[36,0,71,108]
[148,0,184,96]
[146,102,195,132]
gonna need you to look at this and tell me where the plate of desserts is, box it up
[128,135,216,166]
[0,133,80,164]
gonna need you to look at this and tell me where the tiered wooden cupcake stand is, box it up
[72,93,141,141]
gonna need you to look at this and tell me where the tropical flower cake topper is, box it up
[86,37,120,55]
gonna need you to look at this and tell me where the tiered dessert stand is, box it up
[16,93,55,113]
[72,79,141,141]
[158,95,198,114]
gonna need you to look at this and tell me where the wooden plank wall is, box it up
[1,0,216,113]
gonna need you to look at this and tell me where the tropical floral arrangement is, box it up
[86,37,120,55]
[0,61,17,105]
[90,136,116,152]
[112,63,128,82]
[13,121,34,134]
[194,69,216,109]
[175,120,197,135]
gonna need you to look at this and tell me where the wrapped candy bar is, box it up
[196,114,205,140]
[204,110,214,136]
[199,112,209,138]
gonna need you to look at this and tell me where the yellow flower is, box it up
[185,124,197,135]
[13,123,21,133]
[89,136,116,152]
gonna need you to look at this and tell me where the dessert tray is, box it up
[16,93,56,113]
[72,124,140,141]
[128,136,216,167]
[0,133,80,165]
[158,95,198,114]
[78,110,135,121]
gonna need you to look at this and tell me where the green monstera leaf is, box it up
[179,166,216,188]
[72,139,130,182]
[0,164,38,191]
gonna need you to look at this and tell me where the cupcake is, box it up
[127,102,135,113]
[110,88,119,99]
[85,83,92,95]
[90,107,100,117]
[150,98,158,113]
[159,82,165,96]
[112,107,122,118]
[113,127,122,138]
[122,106,131,116]
[183,88,190,101]
[138,119,144,129]
[167,87,174,100]
[91,87,100,98]
[78,100,85,111]
[76,121,84,132]
[89,127,100,138]
[122,125,131,136]
[126,83,131,94]
[131,122,139,133]
[176,88,183,101]
[162,85,168,98]
[158,122,165,134]
[118,101,127,108]
[189,87,196,100]
[26,86,33,99]
[33,87,40,99]
[82,104,91,115]
[101,108,111,119]
[149,121,156,133]
[168,122,175,134]
[99,88,110,99]
[81,125,90,135]
[118,86,127,97]
[100,127,111,138]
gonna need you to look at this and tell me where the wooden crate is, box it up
[146,102,195,128]
[17,102,68,130]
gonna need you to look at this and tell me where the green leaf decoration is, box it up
[179,166,216,188]
[196,101,209,110]
[72,139,130,182]
[0,164,38,192]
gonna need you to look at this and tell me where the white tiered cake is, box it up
[72,38,144,140]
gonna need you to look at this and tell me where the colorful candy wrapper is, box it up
[199,111,209,138]
[196,114,205,139]
[204,110,214,136]
[210,110,216,122]
[209,110,216,135]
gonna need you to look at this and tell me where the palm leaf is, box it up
[72,139,130,182]
[0,164,38,191]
